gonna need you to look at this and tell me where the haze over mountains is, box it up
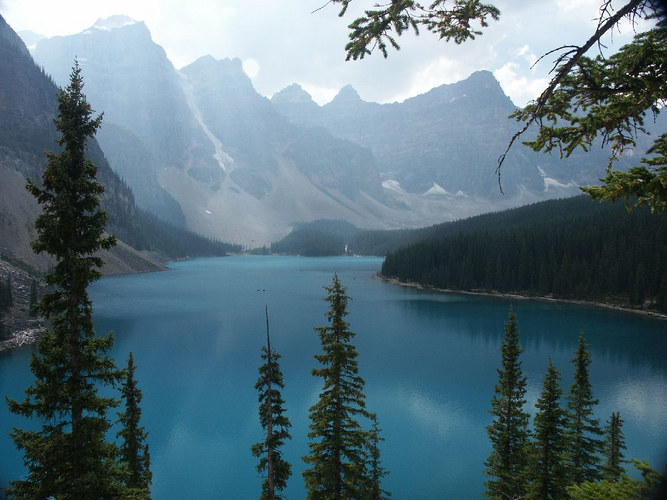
[17,14,623,246]
[7,14,663,247]
[0,14,163,275]
[0,14,239,279]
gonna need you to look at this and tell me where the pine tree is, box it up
[117,352,152,498]
[365,413,390,500]
[484,309,530,499]
[602,411,627,482]
[5,61,124,499]
[526,358,568,500]
[251,307,292,499]
[303,274,371,499]
[565,333,603,485]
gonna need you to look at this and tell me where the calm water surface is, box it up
[1,256,666,498]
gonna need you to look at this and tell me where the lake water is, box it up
[1,255,666,498]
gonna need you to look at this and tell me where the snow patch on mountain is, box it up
[382,180,406,194]
[450,94,467,103]
[180,74,234,172]
[423,182,450,196]
[537,166,578,192]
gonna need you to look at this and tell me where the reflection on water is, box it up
[1,256,666,499]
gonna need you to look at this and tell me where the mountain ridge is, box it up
[24,14,648,246]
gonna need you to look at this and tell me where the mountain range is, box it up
[0,14,239,275]
[0,14,165,275]
[23,14,652,246]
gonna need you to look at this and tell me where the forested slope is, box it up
[380,197,667,312]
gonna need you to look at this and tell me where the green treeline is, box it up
[128,208,242,258]
[270,220,361,256]
[381,197,667,311]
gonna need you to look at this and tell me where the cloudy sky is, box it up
[0,0,651,106]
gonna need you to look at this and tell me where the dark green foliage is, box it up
[303,275,372,499]
[5,61,125,499]
[515,17,667,213]
[251,308,292,500]
[331,0,500,60]
[270,220,361,256]
[128,208,241,259]
[365,413,390,500]
[484,309,530,499]
[567,459,665,500]
[270,219,423,257]
[526,359,568,500]
[602,412,627,482]
[582,134,667,214]
[117,353,151,498]
[565,333,604,485]
[381,197,667,312]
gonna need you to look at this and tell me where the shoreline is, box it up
[378,275,667,321]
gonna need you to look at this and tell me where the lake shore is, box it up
[378,275,667,321]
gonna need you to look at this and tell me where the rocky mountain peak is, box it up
[329,84,362,104]
[272,83,316,106]
[182,56,255,98]
[90,15,140,31]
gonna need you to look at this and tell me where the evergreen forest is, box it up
[380,197,667,312]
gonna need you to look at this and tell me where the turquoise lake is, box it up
[1,255,666,498]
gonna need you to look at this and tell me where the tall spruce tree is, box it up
[602,411,627,482]
[484,309,530,499]
[303,274,371,499]
[5,61,124,499]
[565,333,603,485]
[251,307,292,500]
[365,413,390,500]
[526,358,568,500]
[117,352,152,498]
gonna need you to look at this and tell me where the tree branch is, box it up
[496,0,644,191]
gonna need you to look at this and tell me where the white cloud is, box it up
[398,56,467,102]
[556,0,600,14]
[1,0,652,106]
[296,83,337,106]
[493,62,550,107]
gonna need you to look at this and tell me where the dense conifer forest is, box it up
[125,208,242,259]
[380,196,667,312]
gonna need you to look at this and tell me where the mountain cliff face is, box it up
[31,20,401,244]
[27,16,632,245]
[272,71,607,198]
[0,14,165,276]
[30,17,208,227]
